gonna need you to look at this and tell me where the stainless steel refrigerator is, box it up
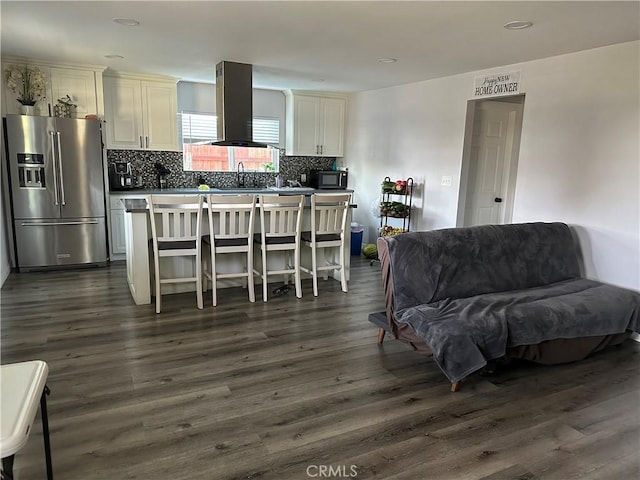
[5,114,107,271]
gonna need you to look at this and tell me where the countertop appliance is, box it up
[5,114,108,271]
[309,170,348,189]
[109,161,136,190]
[154,162,171,189]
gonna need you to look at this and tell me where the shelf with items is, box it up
[379,177,414,236]
[369,176,413,266]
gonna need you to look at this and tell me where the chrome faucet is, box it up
[237,161,245,188]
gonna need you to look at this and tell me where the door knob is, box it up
[494,197,503,203]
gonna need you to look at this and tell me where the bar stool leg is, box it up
[311,243,318,297]
[339,242,348,293]
[41,385,53,480]
[294,245,302,299]
[2,455,15,480]
[247,248,255,303]
[262,247,268,302]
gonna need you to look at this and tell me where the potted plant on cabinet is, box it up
[4,64,47,115]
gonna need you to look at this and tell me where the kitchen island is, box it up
[119,188,356,305]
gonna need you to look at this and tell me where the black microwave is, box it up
[309,170,348,189]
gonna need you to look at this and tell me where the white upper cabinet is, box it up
[285,91,346,157]
[103,74,177,151]
[1,58,104,118]
[50,68,101,119]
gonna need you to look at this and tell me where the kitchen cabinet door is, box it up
[103,75,177,151]
[141,81,178,151]
[285,92,346,157]
[104,77,144,149]
[290,95,321,156]
[319,97,345,157]
[108,194,132,259]
[110,209,127,256]
[50,68,98,119]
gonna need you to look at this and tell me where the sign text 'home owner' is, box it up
[473,71,521,98]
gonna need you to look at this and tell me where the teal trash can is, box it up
[350,223,364,256]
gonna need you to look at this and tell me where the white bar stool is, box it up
[300,193,352,296]
[254,194,304,302]
[148,195,204,314]
[202,194,257,306]
[1,360,53,480]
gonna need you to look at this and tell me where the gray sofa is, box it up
[373,222,640,391]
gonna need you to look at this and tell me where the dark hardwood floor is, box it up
[1,258,638,480]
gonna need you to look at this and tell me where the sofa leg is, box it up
[377,328,386,344]
[451,382,460,392]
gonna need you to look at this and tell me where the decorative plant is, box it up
[4,64,47,106]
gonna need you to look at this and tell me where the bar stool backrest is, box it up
[148,195,203,248]
[258,194,305,242]
[310,193,352,242]
[206,194,257,244]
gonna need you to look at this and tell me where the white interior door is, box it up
[464,100,523,226]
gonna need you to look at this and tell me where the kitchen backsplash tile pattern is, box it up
[107,150,336,189]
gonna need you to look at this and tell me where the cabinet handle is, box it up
[320,145,323,155]
[316,145,319,155]
[145,136,149,148]
[139,136,143,148]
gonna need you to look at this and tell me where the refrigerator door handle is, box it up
[21,220,100,227]
[49,131,60,206]
[55,131,66,205]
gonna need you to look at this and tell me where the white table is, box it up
[0,360,53,480]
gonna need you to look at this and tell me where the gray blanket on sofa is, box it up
[386,223,640,383]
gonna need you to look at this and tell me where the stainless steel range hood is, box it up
[211,61,269,148]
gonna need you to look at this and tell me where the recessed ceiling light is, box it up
[113,18,140,26]
[503,20,533,30]
[378,58,397,64]
[104,54,124,59]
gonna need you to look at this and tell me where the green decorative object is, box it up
[54,95,77,118]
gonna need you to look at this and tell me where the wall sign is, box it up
[473,71,521,98]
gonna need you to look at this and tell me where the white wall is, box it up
[346,41,639,290]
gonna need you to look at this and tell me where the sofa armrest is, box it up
[377,237,432,354]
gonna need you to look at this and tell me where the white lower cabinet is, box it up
[109,194,139,260]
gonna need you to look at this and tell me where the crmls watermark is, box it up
[306,464,358,478]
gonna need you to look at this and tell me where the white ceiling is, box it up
[1,1,638,92]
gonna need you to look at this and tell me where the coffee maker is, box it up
[109,162,136,190]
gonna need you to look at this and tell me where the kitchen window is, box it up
[180,113,280,172]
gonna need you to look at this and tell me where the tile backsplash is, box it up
[107,150,337,189]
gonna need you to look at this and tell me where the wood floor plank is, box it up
[1,259,638,480]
